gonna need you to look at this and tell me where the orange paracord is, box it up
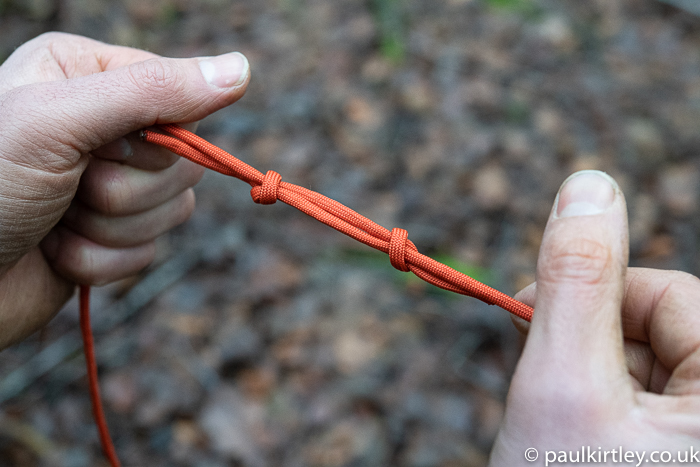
[79,124,534,466]
[146,124,533,319]
[79,284,121,467]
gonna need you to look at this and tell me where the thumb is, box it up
[0,52,248,267]
[513,170,632,404]
[0,51,250,170]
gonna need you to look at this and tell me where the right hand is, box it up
[490,170,700,466]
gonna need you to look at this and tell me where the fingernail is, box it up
[554,170,618,218]
[199,52,249,88]
[114,137,133,160]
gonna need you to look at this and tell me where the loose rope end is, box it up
[79,285,121,467]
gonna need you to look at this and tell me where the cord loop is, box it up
[252,170,282,205]
[389,228,410,272]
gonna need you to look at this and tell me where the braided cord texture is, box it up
[143,124,533,322]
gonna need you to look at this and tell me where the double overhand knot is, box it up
[251,170,282,205]
[389,227,417,273]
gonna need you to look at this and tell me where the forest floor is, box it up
[1,0,700,465]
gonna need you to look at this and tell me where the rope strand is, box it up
[79,285,121,467]
[142,124,534,321]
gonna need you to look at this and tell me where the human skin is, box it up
[489,171,700,465]
[0,32,250,349]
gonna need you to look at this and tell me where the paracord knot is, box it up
[252,170,282,205]
[389,228,411,272]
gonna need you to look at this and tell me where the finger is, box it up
[510,270,683,393]
[40,226,156,286]
[91,122,200,171]
[519,170,630,393]
[623,337,672,394]
[622,267,700,395]
[510,282,536,335]
[77,157,204,216]
[91,132,179,170]
[61,189,196,248]
[0,32,159,93]
[0,48,250,172]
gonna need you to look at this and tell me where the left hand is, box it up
[0,32,249,348]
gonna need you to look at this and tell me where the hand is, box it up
[489,170,700,465]
[0,32,250,349]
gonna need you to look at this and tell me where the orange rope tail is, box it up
[80,285,121,467]
[79,124,533,465]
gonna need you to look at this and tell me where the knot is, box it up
[389,228,411,272]
[251,170,282,205]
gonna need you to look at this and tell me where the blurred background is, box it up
[1,0,700,465]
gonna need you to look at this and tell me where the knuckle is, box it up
[541,238,612,285]
[89,167,134,216]
[173,189,197,226]
[181,189,197,219]
[103,185,134,218]
[126,59,181,94]
[174,159,206,189]
[32,31,69,45]
[658,271,700,303]
[185,163,206,187]
[54,236,97,284]
[22,32,63,51]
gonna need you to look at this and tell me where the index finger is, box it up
[90,122,200,171]
[621,267,700,395]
